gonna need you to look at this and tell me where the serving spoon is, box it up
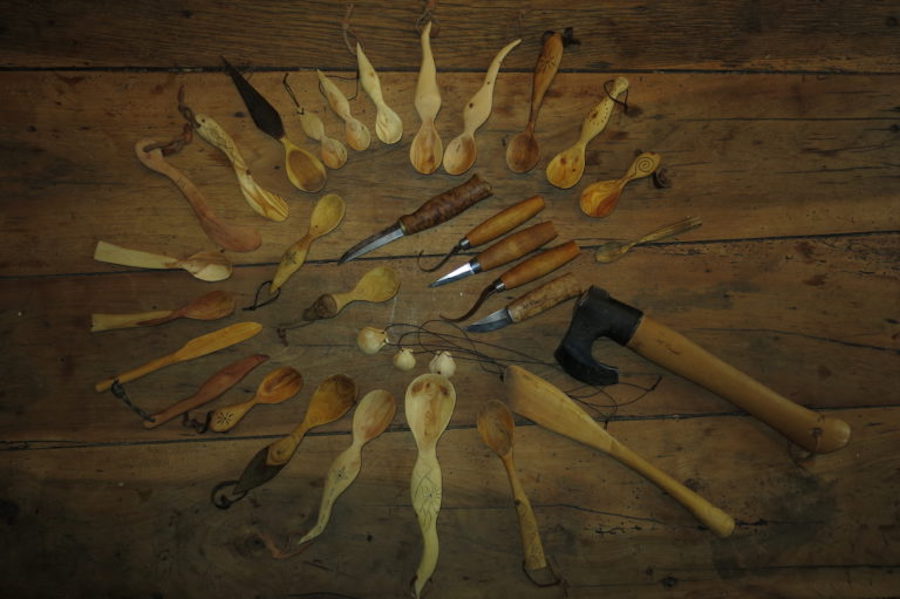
[207,366,303,433]
[271,193,345,294]
[442,38,521,176]
[93,240,233,282]
[317,69,371,151]
[409,21,443,174]
[579,151,661,217]
[357,42,403,144]
[91,290,236,332]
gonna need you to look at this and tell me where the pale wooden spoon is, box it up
[442,38,521,176]
[579,151,661,217]
[410,21,443,175]
[93,240,232,282]
[301,266,400,321]
[295,389,397,545]
[406,373,456,599]
[299,110,348,170]
[134,139,262,252]
[545,76,630,189]
[357,42,403,144]
[208,366,303,433]
[91,290,236,332]
[271,193,346,294]
[317,70,371,151]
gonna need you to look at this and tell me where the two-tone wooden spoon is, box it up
[299,266,400,322]
[207,366,303,433]
[91,290,235,332]
[357,43,403,144]
[410,21,442,174]
[93,241,232,282]
[317,70,371,151]
[579,151,661,217]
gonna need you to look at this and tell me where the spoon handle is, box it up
[636,216,703,246]
[93,241,177,270]
[526,32,564,128]
[501,455,549,573]
[410,450,443,599]
[461,38,521,136]
[90,310,175,332]
[622,152,661,183]
[414,21,441,121]
[577,76,629,146]
[208,396,259,433]
[266,424,309,466]
[316,69,354,121]
[297,443,364,545]
[271,235,313,294]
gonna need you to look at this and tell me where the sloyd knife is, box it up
[466,272,585,332]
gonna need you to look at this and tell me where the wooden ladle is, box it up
[442,38,521,176]
[300,266,400,321]
[357,42,403,144]
[93,240,233,282]
[207,366,303,433]
[317,69,371,151]
[91,290,236,332]
[410,21,443,175]
[579,151,661,217]
[134,139,262,252]
[545,76,630,189]
[505,31,564,174]
[271,193,346,294]
[406,373,457,599]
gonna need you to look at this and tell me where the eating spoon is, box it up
[406,373,456,599]
[545,76,630,189]
[317,69,371,151]
[299,266,400,322]
[91,290,236,332]
[442,38,521,176]
[282,74,348,170]
[93,240,233,282]
[271,193,346,294]
[207,366,303,433]
[579,151,661,217]
[135,139,262,252]
[595,216,702,263]
[409,21,442,174]
[505,31,564,174]
[357,42,403,144]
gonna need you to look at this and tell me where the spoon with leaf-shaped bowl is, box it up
[579,151,661,218]
[442,38,521,176]
[410,21,443,174]
[93,240,232,282]
[357,42,403,144]
[271,193,345,294]
[595,216,702,263]
[317,69,371,151]
[91,290,236,332]
[207,366,303,433]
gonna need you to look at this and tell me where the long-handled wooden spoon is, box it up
[300,266,400,322]
[207,366,303,433]
[595,216,702,263]
[477,399,558,585]
[271,193,345,294]
[406,373,457,599]
[410,21,443,174]
[545,76,630,189]
[91,290,236,332]
[357,42,403,144]
[442,38,521,176]
[506,31,564,174]
[579,151,661,217]
[317,70,371,151]
[134,139,262,252]
[93,241,233,282]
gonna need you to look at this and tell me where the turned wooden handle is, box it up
[500,241,580,290]
[467,195,545,247]
[527,32,564,127]
[398,174,493,235]
[478,221,558,271]
[628,316,851,453]
[578,76,629,145]
[503,458,548,572]
[507,272,584,324]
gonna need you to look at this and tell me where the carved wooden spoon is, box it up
[357,42,403,144]
[282,74,348,170]
[135,139,262,252]
[317,69,371,151]
[300,266,400,321]
[93,241,233,282]
[410,21,443,175]
[506,31,564,174]
[207,366,303,433]
[91,290,236,332]
[579,151,661,217]
[595,216,702,263]
[406,373,456,599]
[442,38,521,176]
[545,76,630,189]
[271,193,346,294]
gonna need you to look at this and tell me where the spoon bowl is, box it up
[579,151,661,218]
[505,128,540,174]
[301,266,400,321]
[317,69,372,151]
[282,138,327,193]
[410,22,443,174]
[442,134,477,176]
[410,120,444,175]
[90,290,236,332]
[476,399,515,457]
[209,366,303,432]
[299,111,348,170]
[176,250,234,282]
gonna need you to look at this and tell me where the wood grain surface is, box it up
[1,1,898,597]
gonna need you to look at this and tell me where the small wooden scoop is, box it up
[283,74,348,170]
[410,21,443,174]
[300,266,400,321]
[93,241,232,282]
[357,43,403,144]
[207,366,303,433]
[91,290,236,332]
[579,152,661,218]
[317,70,371,151]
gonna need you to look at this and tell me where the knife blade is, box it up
[221,56,285,142]
[466,272,585,332]
[339,174,493,263]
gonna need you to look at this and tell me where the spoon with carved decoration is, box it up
[579,151,661,217]
[207,366,303,433]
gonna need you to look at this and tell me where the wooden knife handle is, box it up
[398,174,493,235]
[467,195,545,247]
[478,221,558,271]
[628,316,851,454]
[528,32,564,126]
[507,272,584,324]
[500,241,580,290]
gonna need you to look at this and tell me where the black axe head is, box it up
[554,286,644,386]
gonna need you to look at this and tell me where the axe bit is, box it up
[554,286,851,454]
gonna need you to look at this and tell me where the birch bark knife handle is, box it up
[478,221,557,271]
[500,241,580,290]
[507,272,584,324]
[467,195,545,246]
[399,174,493,234]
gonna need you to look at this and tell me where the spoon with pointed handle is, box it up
[579,152,661,218]
[317,70,371,151]
[207,366,303,433]
[410,21,443,174]
[91,290,236,332]
[357,42,403,144]
[93,241,232,282]
[595,216,702,263]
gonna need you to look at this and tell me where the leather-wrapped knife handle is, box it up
[398,174,493,234]
[467,195,545,246]
[479,221,558,271]
[500,240,580,290]
[508,272,585,324]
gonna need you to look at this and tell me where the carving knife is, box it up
[339,174,493,263]
[466,272,585,332]
[430,221,558,287]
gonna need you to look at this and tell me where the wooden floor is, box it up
[2,1,898,597]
